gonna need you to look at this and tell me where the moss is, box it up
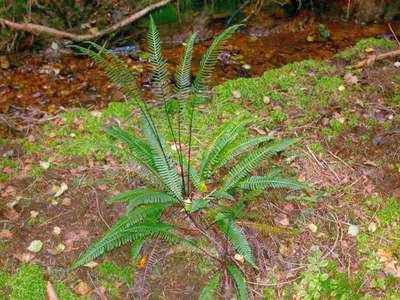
[336,38,396,61]
[96,261,134,298]
[7,264,46,300]
[377,198,400,226]
[0,271,9,298]
[53,281,80,300]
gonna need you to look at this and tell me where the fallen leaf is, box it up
[62,197,71,206]
[275,214,290,226]
[308,224,318,233]
[28,240,43,253]
[74,281,91,296]
[84,261,98,269]
[48,243,65,255]
[14,252,35,262]
[54,183,68,198]
[53,226,61,235]
[39,161,51,170]
[0,229,12,240]
[368,222,377,232]
[47,281,59,300]
[232,90,241,99]
[384,260,400,278]
[30,210,39,218]
[344,73,358,85]
[234,254,244,263]
[377,248,392,262]
[4,208,20,221]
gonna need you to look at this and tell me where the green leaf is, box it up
[217,220,256,268]
[198,272,221,300]
[130,239,145,261]
[239,176,307,191]
[175,33,197,98]
[190,199,208,213]
[227,265,248,300]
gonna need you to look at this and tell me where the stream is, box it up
[0,19,398,113]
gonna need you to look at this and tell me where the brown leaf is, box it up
[0,229,12,240]
[74,281,91,296]
[4,208,20,221]
[47,281,59,300]
[14,252,35,262]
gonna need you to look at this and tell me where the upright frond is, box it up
[227,265,249,300]
[142,113,183,200]
[175,33,197,98]
[148,16,171,101]
[198,272,221,300]
[217,219,256,268]
[193,24,241,95]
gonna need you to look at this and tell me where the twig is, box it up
[388,23,400,48]
[0,0,172,42]
[352,49,400,68]
[91,187,110,229]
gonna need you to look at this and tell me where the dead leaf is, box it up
[74,281,91,296]
[344,73,358,85]
[0,229,12,240]
[377,248,392,262]
[275,214,290,226]
[54,183,68,197]
[384,260,400,278]
[4,208,20,221]
[14,252,35,262]
[47,281,59,300]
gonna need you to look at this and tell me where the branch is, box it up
[0,0,172,42]
[352,49,400,68]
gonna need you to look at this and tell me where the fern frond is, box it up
[72,42,140,102]
[108,188,178,211]
[200,120,247,180]
[236,221,300,236]
[211,190,235,201]
[227,265,249,300]
[212,136,273,173]
[175,33,197,98]
[130,239,145,261]
[221,138,300,192]
[239,176,307,191]
[142,112,183,200]
[193,24,241,95]
[217,219,256,268]
[104,126,158,174]
[73,222,174,267]
[198,272,221,300]
[148,16,171,101]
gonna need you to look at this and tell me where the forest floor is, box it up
[0,34,400,299]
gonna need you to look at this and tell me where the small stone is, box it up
[394,61,400,68]
[28,240,43,253]
[39,161,51,170]
[368,222,377,233]
[308,223,318,233]
[263,96,271,104]
[347,224,359,237]
[242,64,252,70]
[232,90,241,99]
[306,35,315,42]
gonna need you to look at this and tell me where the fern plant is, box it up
[72,17,306,299]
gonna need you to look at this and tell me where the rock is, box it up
[0,56,10,69]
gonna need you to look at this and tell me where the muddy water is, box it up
[0,21,398,112]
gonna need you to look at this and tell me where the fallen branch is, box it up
[352,49,400,68]
[0,0,172,42]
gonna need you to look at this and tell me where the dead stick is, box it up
[352,49,400,68]
[0,0,172,42]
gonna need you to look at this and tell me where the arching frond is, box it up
[221,138,301,192]
[175,33,197,98]
[217,219,256,268]
[71,42,140,102]
[212,136,274,173]
[109,189,177,210]
[227,265,248,300]
[198,272,221,300]
[193,24,241,95]
[200,120,248,180]
[104,126,157,175]
[73,222,175,267]
[239,176,308,191]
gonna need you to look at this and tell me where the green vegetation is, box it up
[335,38,396,61]
[7,264,46,300]
[96,261,134,298]
[72,17,306,299]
